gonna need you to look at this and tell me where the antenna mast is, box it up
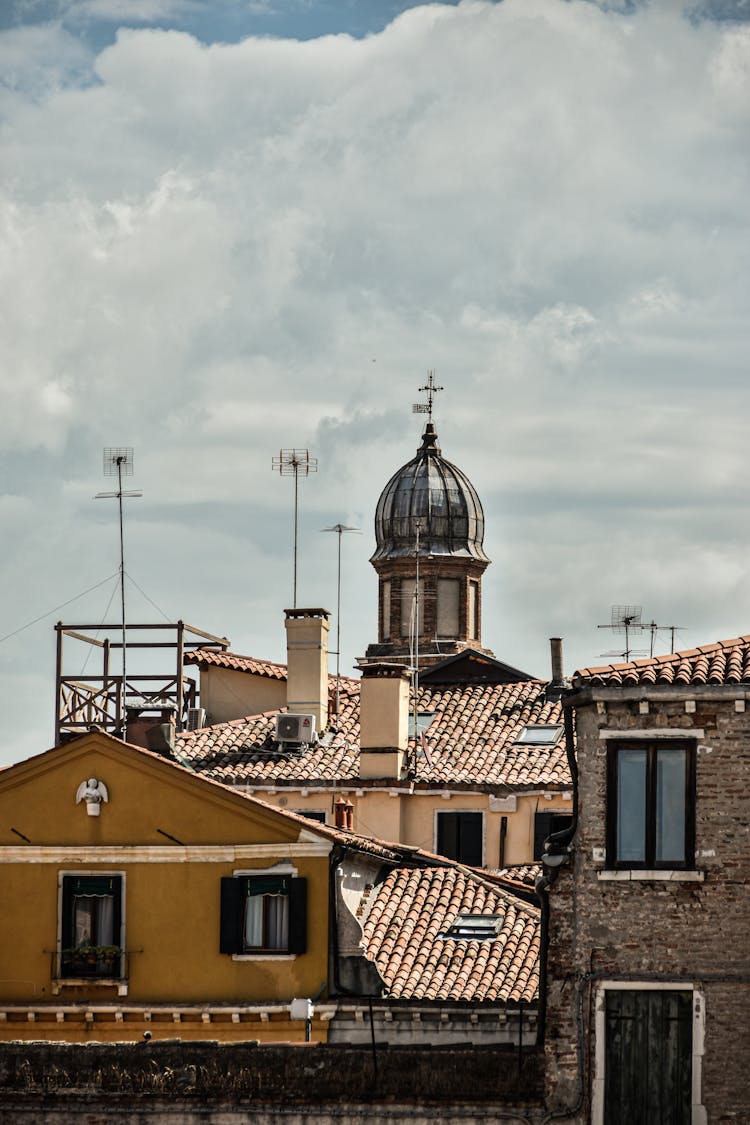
[321,523,361,718]
[272,448,318,609]
[598,604,684,661]
[95,447,142,739]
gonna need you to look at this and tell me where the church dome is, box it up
[371,423,489,563]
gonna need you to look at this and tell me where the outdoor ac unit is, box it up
[186,707,206,732]
[275,713,316,744]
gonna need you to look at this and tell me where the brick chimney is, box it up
[359,663,410,779]
[284,608,330,734]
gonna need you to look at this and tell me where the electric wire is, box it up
[124,572,173,624]
[0,572,120,646]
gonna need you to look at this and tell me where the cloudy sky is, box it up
[1,0,749,765]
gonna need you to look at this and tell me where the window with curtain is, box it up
[60,874,123,978]
[220,874,307,956]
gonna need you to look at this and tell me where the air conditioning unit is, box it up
[186,707,206,732]
[275,713,316,744]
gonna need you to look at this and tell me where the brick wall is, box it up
[545,689,750,1122]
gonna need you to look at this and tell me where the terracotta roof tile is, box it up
[175,677,568,790]
[575,633,750,688]
[360,866,539,1003]
[184,649,289,679]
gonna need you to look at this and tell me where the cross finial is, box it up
[412,371,445,423]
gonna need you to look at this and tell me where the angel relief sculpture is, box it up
[75,777,109,817]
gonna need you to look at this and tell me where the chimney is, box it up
[359,663,410,779]
[334,797,354,831]
[550,637,564,685]
[285,608,330,734]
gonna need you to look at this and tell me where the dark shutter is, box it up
[219,877,244,954]
[61,876,75,950]
[534,813,573,861]
[458,813,483,866]
[437,813,458,860]
[287,878,307,955]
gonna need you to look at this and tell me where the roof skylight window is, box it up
[515,724,563,746]
[442,914,503,940]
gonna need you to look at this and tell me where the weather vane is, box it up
[412,371,444,423]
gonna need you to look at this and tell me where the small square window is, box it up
[442,914,502,940]
[295,809,327,824]
[515,724,563,745]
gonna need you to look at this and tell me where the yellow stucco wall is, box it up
[0,734,330,1042]
[259,788,572,866]
[199,667,286,725]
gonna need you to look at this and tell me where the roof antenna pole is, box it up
[273,449,318,610]
[95,448,142,740]
[412,520,421,772]
[321,523,360,717]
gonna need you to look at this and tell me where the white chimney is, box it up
[359,663,410,779]
[284,608,330,734]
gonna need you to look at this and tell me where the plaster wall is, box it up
[199,668,285,726]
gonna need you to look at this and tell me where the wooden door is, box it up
[604,990,692,1125]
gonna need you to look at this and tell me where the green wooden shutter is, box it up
[287,878,307,955]
[459,813,483,867]
[219,877,244,954]
[437,813,458,860]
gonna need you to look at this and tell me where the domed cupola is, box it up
[372,422,489,564]
[365,407,493,668]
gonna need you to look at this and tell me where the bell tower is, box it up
[364,381,492,668]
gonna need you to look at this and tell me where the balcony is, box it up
[51,948,130,997]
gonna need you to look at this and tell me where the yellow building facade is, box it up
[0,732,332,1042]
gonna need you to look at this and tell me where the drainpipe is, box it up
[536,640,579,1047]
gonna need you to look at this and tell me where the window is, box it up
[442,914,502,940]
[515,724,563,745]
[468,580,479,641]
[607,741,695,869]
[533,811,574,860]
[400,578,424,637]
[436,811,483,866]
[436,578,460,637]
[220,874,307,956]
[295,809,327,823]
[382,580,391,640]
[59,874,123,979]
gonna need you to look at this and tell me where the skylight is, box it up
[515,724,563,746]
[442,914,503,940]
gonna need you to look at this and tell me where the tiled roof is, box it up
[575,634,750,687]
[175,678,568,790]
[360,866,539,1003]
[184,650,288,680]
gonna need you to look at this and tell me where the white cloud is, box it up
[0,0,749,762]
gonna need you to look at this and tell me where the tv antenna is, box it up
[412,371,444,423]
[272,449,318,608]
[94,448,142,738]
[598,604,685,660]
[321,523,361,717]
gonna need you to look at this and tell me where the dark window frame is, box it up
[59,873,123,980]
[220,875,307,956]
[606,740,696,870]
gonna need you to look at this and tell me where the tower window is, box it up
[468,580,479,641]
[437,578,460,638]
[400,579,424,638]
[382,581,391,640]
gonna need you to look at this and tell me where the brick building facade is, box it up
[542,637,750,1123]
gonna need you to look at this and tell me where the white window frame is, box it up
[592,981,706,1125]
[55,870,127,996]
[230,863,299,962]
